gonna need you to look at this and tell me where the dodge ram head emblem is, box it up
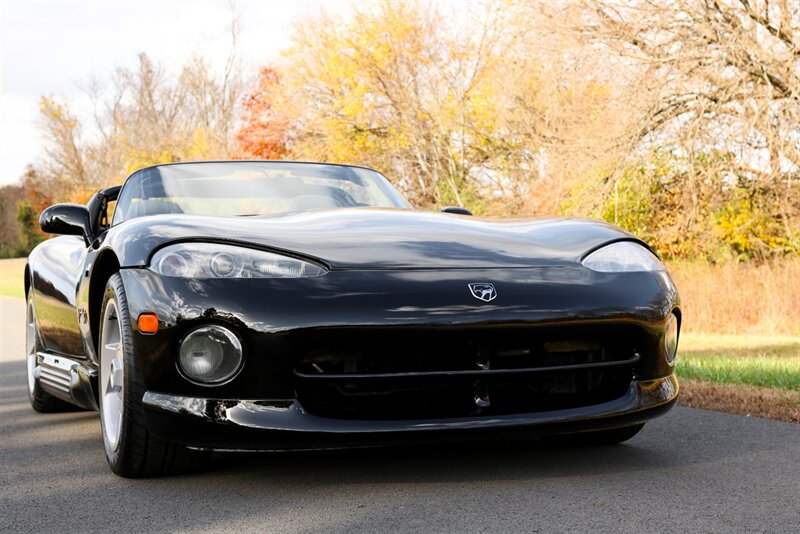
[468,283,497,302]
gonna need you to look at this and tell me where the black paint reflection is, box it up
[103,208,648,270]
[28,236,86,356]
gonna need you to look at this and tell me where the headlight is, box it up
[150,243,327,278]
[665,312,679,366]
[582,241,664,272]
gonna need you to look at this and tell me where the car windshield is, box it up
[112,161,409,224]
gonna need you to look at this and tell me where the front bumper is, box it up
[142,374,678,450]
[120,266,680,400]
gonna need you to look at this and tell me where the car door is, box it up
[30,235,88,357]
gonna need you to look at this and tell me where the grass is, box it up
[677,356,800,391]
[0,258,26,300]
[678,333,800,391]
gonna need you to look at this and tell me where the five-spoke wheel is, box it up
[100,298,125,452]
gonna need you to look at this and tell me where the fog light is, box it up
[179,325,243,383]
[665,312,679,366]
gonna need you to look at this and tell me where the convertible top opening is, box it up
[112,161,410,223]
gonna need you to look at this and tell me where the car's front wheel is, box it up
[540,423,645,446]
[99,273,208,477]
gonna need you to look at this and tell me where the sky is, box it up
[0,0,348,186]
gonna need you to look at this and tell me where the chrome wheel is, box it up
[100,298,125,451]
[26,300,37,396]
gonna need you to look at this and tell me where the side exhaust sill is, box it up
[34,352,98,410]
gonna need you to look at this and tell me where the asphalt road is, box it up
[1,297,799,533]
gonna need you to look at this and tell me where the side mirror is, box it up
[440,206,473,216]
[39,203,94,243]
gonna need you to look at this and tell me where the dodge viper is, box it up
[25,161,680,477]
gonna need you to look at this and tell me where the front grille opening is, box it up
[292,325,641,420]
[296,340,622,376]
[296,368,632,420]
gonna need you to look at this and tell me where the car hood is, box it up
[108,208,644,270]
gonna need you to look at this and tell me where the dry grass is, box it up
[678,332,800,354]
[679,379,800,424]
[667,259,800,336]
[0,258,26,300]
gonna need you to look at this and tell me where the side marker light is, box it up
[138,313,159,334]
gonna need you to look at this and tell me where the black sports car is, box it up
[26,161,680,477]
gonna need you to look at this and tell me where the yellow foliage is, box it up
[281,1,515,206]
[65,187,95,205]
[186,129,210,160]
[714,193,793,258]
[124,149,176,176]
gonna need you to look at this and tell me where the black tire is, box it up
[26,295,76,413]
[98,273,209,477]
[540,423,645,447]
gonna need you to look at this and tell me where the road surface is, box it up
[1,297,798,533]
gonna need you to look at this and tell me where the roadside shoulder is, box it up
[679,378,800,424]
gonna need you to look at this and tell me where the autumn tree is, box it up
[558,0,800,257]
[236,67,289,159]
[499,6,647,215]
[22,48,244,253]
[37,96,93,202]
[89,52,245,179]
[20,0,800,261]
[36,42,244,197]
[273,1,644,216]
[280,1,524,209]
